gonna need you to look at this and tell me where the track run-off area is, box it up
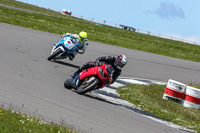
[0,23,200,133]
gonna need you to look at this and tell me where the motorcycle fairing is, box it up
[79,67,99,81]
[79,64,112,85]
[54,35,77,58]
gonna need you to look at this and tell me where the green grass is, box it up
[0,108,77,133]
[1,0,200,62]
[117,84,200,132]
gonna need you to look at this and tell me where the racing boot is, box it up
[69,53,75,61]
[67,74,80,90]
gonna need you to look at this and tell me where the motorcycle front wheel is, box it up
[47,48,63,61]
[76,77,100,95]
[64,79,72,89]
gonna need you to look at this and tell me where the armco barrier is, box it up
[163,79,200,109]
[182,86,200,109]
[163,79,186,103]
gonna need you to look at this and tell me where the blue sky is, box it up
[17,0,200,44]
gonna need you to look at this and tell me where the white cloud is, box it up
[154,2,185,19]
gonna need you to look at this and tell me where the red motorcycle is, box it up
[64,64,115,94]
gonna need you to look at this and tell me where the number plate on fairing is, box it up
[64,40,75,50]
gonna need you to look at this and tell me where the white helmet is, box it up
[114,55,127,69]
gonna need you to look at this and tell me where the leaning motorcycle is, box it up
[47,35,78,61]
[64,64,115,94]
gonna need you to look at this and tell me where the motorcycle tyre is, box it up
[47,48,63,61]
[76,77,100,95]
[64,79,72,89]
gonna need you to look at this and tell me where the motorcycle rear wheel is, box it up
[47,48,63,61]
[76,77,100,94]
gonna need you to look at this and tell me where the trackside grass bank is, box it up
[1,0,200,62]
[117,84,200,132]
[0,108,77,133]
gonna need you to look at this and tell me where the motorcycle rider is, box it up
[61,31,88,60]
[73,55,127,84]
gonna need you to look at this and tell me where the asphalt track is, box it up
[0,23,200,133]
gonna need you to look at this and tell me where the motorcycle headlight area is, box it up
[106,66,115,77]
[99,67,104,77]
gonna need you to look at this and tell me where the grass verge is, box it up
[0,0,200,62]
[0,107,77,133]
[117,84,200,132]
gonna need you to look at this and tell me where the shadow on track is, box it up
[53,60,80,68]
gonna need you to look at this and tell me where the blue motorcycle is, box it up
[47,35,78,61]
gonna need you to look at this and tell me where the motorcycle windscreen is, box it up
[103,65,115,84]
[106,65,115,77]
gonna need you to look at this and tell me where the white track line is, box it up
[91,77,196,133]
